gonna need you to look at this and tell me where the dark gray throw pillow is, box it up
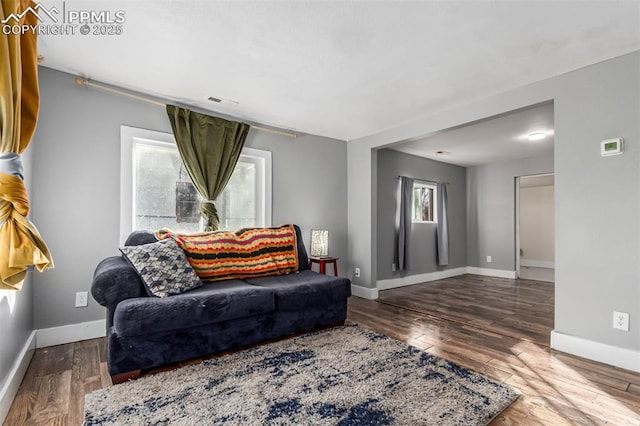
[120,238,202,298]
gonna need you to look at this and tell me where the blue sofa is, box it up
[91,226,351,383]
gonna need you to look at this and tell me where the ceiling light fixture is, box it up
[528,132,546,141]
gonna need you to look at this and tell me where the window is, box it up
[120,126,271,243]
[412,182,437,223]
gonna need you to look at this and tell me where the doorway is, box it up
[515,173,555,282]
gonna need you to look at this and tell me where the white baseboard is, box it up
[351,284,379,300]
[377,267,468,291]
[521,259,555,269]
[466,267,517,279]
[0,331,36,424]
[374,266,516,294]
[36,319,106,348]
[551,330,640,373]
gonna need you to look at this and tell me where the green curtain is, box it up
[166,105,250,231]
[0,0,54,290]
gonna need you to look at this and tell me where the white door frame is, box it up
[515,176,521,278]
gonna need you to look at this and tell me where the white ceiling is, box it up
[38,1,639,142]
[391,102,554,166]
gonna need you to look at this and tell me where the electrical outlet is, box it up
[75,291,88,308]
[486,256,492,263]
[354,267,361,278]
[391,263,396,272]
[613,311,629,331]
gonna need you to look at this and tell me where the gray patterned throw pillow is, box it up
[120,238,202,298]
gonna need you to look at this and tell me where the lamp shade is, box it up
[310,230,329,257]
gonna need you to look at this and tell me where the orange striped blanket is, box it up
[156,224,299,282]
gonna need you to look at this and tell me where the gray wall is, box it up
[31,67,347,330]
[376,149,466,280]
[466,151,554,270]
[0,147,34,407]
[349,51,639,352]
[243,127,348,268]
[347,142,377,288]
[553,53,638,350]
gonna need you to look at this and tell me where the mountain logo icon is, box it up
[1,3,59,24]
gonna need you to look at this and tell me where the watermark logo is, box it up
[2,1,125,36]
[1,3,59,24]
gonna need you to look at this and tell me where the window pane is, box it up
[134,143,261,233]
[412,187,421,221]
[216,161,257,231]
[412,184,436,222]
[135,143,201,233]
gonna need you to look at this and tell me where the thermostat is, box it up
[601,138,623,156]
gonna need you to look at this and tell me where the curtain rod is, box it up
[397,175,449,185]
[74,77,298,139]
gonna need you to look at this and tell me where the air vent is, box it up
[207,96,239,106]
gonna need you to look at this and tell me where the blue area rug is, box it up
[85,324,519,425]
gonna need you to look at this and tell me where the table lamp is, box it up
[310,229,329,257]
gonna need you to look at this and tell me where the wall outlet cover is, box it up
[486,256,492,263]
[613,311,629,331]
[75,291,88,308]
[354,267,361,278]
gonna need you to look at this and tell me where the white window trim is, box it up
[239,147,272,230]
[120,125,272,245]
[412,181,438,224]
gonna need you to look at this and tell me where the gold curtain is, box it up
[0,0,53,290]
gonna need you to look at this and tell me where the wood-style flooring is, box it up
[5,274,640,425]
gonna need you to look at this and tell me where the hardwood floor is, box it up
[5,274,640,425]
[377,274,555,346]
[4,339,110,425]
[355,275,640,425]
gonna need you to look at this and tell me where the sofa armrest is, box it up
[92,256,146,311]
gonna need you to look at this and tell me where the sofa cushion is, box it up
[244,270,351,311]
[120,238,202,298]
[113,280,275,337]
[156,224,300,282]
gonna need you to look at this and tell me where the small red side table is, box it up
[309,256,339,276]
